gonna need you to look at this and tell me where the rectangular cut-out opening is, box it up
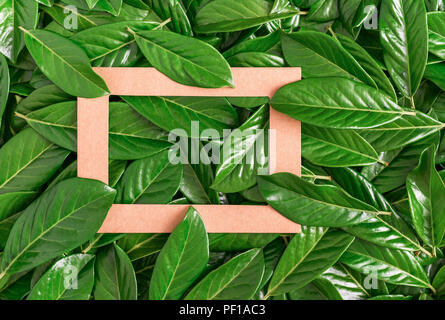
[78,68,301,233]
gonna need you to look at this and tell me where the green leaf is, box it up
[281,31,375,87]
[194,0,298,33]
[358,111,444,152]
[424,63,445,91]
[27,254,95,300]
[0,128,69,194]
[185,248,264,300]
[307,0,339,22]
[319,263,371,300]
[222,31,280,58]
[340,239,432,289]
[428,12,445,60]
[337,0,376,38]
[211,105,268,193]
[179,140,219,204]
[407,145,445,248]
[71,20,159,61]
[227,52,285,67]
[123,96,238,139]
[361,131,441,193]
[432,265,445,296]
[12,84,73,131]
[380,0,428,97]
[257,172,382,227]
[209,234,279,252]
[0,178,116,277]
[266,227,354,297]
[118,233,169,261]
[337,34,396,100]
[94,243,137,300]
[18,101,172,160]
[271,77,410,129]
[302,124,380,167]
[134,30,233,88]
[0,0,38,62]
[150,0,192,36]
[116,149,183,204]
[94,0,122,16]
[329,168,423,253]
[0,191,38,221]
[0,54,9,128]
[36,0,54,6]
[22,29,109,98]
[149,207,209,300]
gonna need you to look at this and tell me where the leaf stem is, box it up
[301,174,331,181]
[410,96,416,109]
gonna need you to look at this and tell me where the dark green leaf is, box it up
[266,227,354,297]
[271,77,411,129]
[0,178,116,276]
[149,207,209,300]
[27,254,95,300]
[94,243,137,300]
[380,0,428,96]
[257,172,382,227]
[185,248,264,300]
[134,30,233,88]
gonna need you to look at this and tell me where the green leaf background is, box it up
[0,0,444,301]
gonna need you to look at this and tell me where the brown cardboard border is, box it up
[78,67,301,233]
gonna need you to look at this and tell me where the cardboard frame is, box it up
[77,67,301,233]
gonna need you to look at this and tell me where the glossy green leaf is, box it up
[209,234,278,252]
[12,84,73,131]
[195,0,298,33]
[432,265,445,295]
[18,101,172,160]
[150,207,209,300]
[227,52,285,67]
[407,145,445,248]
[424,63,445,91]
[150,0,192,36]
[0,191,38,221]
[185,248,264,300]
[222,31,280,58]
[94,243,137,300]
[362,132,441,193]
[116,149,183,204]
[0,54,9,128]
[271,77,410,129]
[337,34,396,100]
[118,234,169,261]
[266,227,354,297]
[0,0,38,62]
[359,111,444,152]
[428,12,445,60]
[257,172,381,227]
[0,128,69,194]
[380,0,428,96]
[0,178,116,277]
[282,31,375,87]
[340,239,432,288]
[211,105,268,193]
[123,96,238,139]
[22,29,109,98]
[319,263,371,300]
[134,30,233,88]
[94,0,122,16]
[302,124,380,167]
[27,254,95,300]
[71,20,159,62]
[329,168,423,252]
